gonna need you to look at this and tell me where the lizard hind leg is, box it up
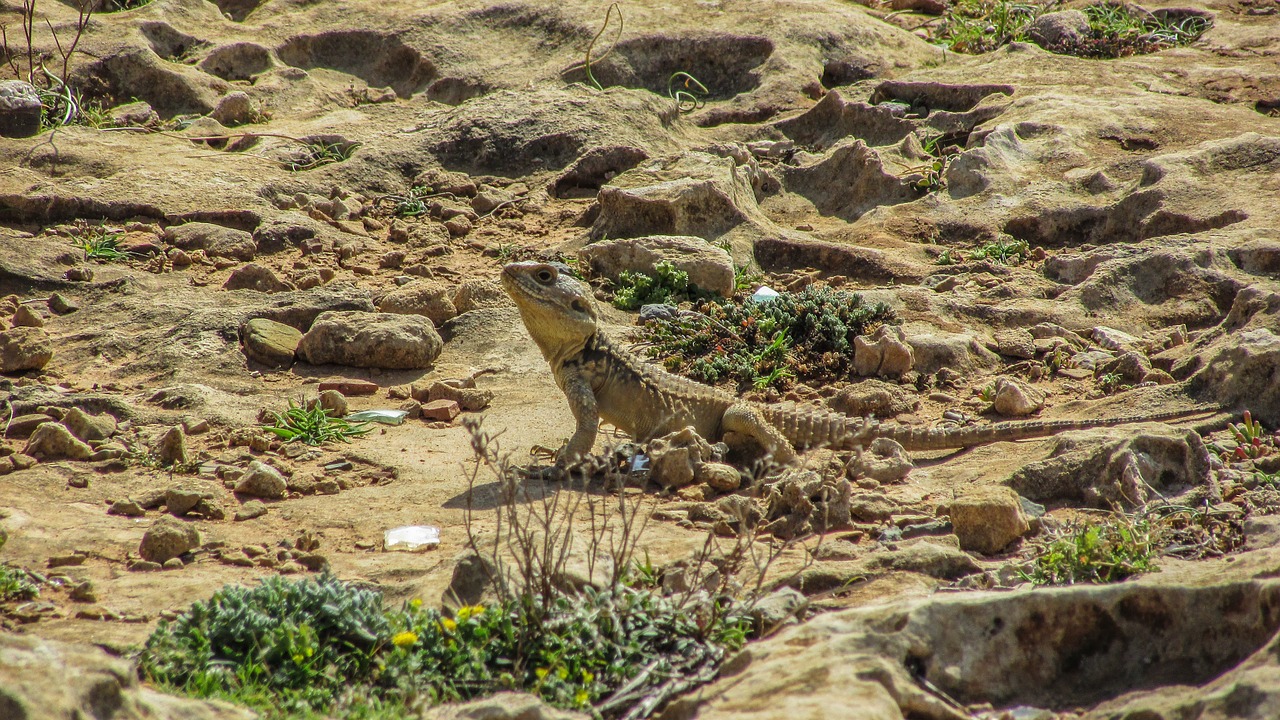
[722,403,798,464]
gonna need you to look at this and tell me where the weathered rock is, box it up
[746,587,808,636]
[422,398,460,421]
[223,263,294,293]
[850,437,913,482]
[0,326,54,373]
[240,318,302,367]
[1008,424,1210,508]
[765,469,853,537]
[5,413,56,438]
[109,499,146,517]
[649,426,716,489]
[421,380,493,412]
[853,325,914,377]
[993,328,1036,359]
[1095,350,1151,385]
[1185,321,1280,426]
[210,91,260,126]
[948,485,1030,555]
[905,329,999,375]
[138,516,200,563]
[453,279,511,313]
[62,407,117,443]
[164,223,257,261]
[24,422,92,460]
[235,460,288,499]
[0,634,254,720]
[234,500,268,521]
[11,305,43,328]
[153,426,190,466]
[1027,9,1091,50]
[424,692,588,720]
[0,80,43,138]
[377,280,458,325]
[165,481,218,516]
[698,462,742,492]
[317,389,347,417]
[991,376,1046,416]
[298,311,443,369]
[578,235,736,298]
[48,293,78,314]
[828,379,918,417]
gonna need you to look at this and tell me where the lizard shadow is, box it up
[441,468,624,510]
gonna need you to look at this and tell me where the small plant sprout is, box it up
[284,139,360,171]
[262,398,371,446]
[978,382,997,403]
[936,248,962,265]
[73,223,134,262]
[1207,410,1277,463]
[1097,372,1128,395]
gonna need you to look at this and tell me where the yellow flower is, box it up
[535,667,550,680]
[409,598,423,610]
[556,667,569,680]
[392,631,419,647]
[574,690,590,705]
[456,604,486,621]
[582,671,595,684]
[439,618,457,632]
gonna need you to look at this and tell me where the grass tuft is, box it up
[262,399,371,446]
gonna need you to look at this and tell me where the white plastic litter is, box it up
[384,525,440,552]
[630,454,650,472]
[346,409,409,425]
[751,286,780,303]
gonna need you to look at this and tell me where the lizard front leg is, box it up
[556,365,599,467]
[722,403,797,464]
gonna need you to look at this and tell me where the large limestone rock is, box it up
[240,317,303,367]
[0,634,253,720]
[0,326,53,373]
[23,422,92,460]
[948,485,1030,555]
[164,222,258,261]
[377,280,458,325]
[298,310,443,369]
[579,235,736,298]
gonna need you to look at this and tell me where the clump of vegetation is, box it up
[1025,514,1158,585]
[262,399,370,446]
[0,565,39,602]
[283,139,360,171]
[383,185,433,217]
[969,237,1029,264]
[640,285,897,390]
[1207,411,1277,463]
[612,261,706,311]
[930,0,1211,58]
[1097,371,1130,395]
[71,222,134,262]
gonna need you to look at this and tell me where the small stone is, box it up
[24,423,92,460]
[949,486,1030,555]
[443,216,472,237]
[296,553,329,571]
[991,377,1046,416]
[223,263,293,293]
[453,279,511,313]
[165,482,214,516]
[235,500,268,521]
[138,516,200,563]
[698,462,742,491]
[210,91,260,126]
[65,267,94,282]
[153,426,190,466]
[317,389,348,417]
[993,329,1036,359]
[649,427,715,489]
[317,378,378,395]
[241,318,303,367]
[851,437,913,482]
[129,560,162,572]
[47,553,87,568]
[68,580,97,603]
[109,499,146,517]
[235,460,288,499]
[162,557,185,570]
[0,80,43,138]
[422,399,460,422]
[181,417,210,435]
[11,305,43,328]
[420,381,493,412]
[62,408,116,443]
[0,326,54,372]
[48,293,78,314]
[4,413,56,438]
[314,479,341,494]
[219,550,255,567]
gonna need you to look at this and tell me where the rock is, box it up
[423,692,588,720]
[0,634,255,720]
[4,413,56,438]
[317,378,378,395]
[377,280,458,325]
[765,469,853,537]
[11,305,43,328]
[317,389,347,417]
[164,222,257,261]
[746,587,808,636]
[699,462,742,492]
[1184,290,1280,426]
[24,423,92,460]
[48,293,78,314]
[858,538,981,579]
[850,437,913,482]
[828,380,918,417]
[991,377,1046,417]
[223,263,293,293]
[422,399,460,422]
[578,235,736,298]
[1095,351,1151,385]
[62,408,117,443]
[0,80,43,138]
[421,381,493,412]
[162,557,185,570]
[906,330,1000,376]
[210,91,260,126]
[153,426,190,466]
[948,485,1030,555]
[1027,9,1091,50]
[0,327,54,372]
[109,499,146,517]
[993,328,1036,359]
[453,279,511,313]
[108,100,158,127]
[234,500,268,521]
[235,460,288,499]
[1008,424,1210,508]
[241,318,303,367]
[298,311,443,369]
[138,516,200,563]
[65,267,94,282]
[649,426,716,489]
[443,216,472,237]
[165,481,218,516]
[853,325,914,377]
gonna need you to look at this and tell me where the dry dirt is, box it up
[1,0,1280,718]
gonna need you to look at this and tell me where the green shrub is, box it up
[1025,516,1157,585]
[612,261,705,310]
[139,574,749,718]
[0,565,38,602]
[640,285,896,390]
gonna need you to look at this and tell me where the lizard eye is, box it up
[571,299,588,313]
[535,267,556,284]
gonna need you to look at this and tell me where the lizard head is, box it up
[501,261,599,365]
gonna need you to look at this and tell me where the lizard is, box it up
[500,260,1213,467]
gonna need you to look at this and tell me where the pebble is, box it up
[108,499,146,517]
[234,500,268,521]
[422,399,460,422]
[235,460,288,499]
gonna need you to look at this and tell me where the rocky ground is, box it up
[1,0,1280,717]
